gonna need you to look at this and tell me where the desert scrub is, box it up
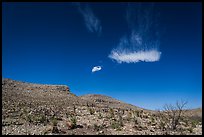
[28,114,47,125]
[109,108,114,118]
[36,114,47,123]
[139,110,144,118]
[98,112,102,119]
[94,124,104,131]
[89,107,95,115]
[133,116,138,125]
[159,121,166,131]
[22,109,30,121]
[111,120,122,131]
[111,114,123,131]
[51,118,58,126]
[26,114,33,123]
[151,116,155,123]
[127,111,132,121]
[187,127,193,133]
[51,118,59,133]
[70,115,77,129]
[51,117,59,133]
[134,110,140,117]
[118,114,123,127]
[191,120,198,128]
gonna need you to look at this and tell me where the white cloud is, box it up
[92,66,102,72]
[109,31,161,63]
[109,49,161,63]
[77,3,102,35]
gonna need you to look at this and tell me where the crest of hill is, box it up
[79,94,150,112]
[2,78,70,93]
[2,78,87,107]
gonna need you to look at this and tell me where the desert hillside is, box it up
[79,94,144,110]
[2,78,202,135]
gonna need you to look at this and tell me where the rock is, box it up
[98,130,104,134]
[60,128,67,134]
[66,121,73,130]
[52,126,59,133]
[150,129,155,132]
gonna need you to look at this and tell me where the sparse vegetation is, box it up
[51,118,59,133]
[70,115,77,129]
[38,114,47,125]
[150,116,155,123]
[188,127,193,133]
[111,120,122,131]
[110,113,123,131]
[51,118,58,127]
[118,114,123,127]
[2,79,202,135]
[191,120,198,128]
[109,108,114,118]
[94,124,104,131]
[133,116,140,126]
[27,114,33,123]
[134,110,140,117]
[89,107,95,115]
[98,112,102,119]
[127,111,132,121]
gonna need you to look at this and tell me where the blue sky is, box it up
[2,2,202,110]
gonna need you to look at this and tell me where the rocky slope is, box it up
[79,94,143,110]
[2,78,202,135]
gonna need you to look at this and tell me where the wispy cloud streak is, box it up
[109,3,161,63]
[77,3,102,35]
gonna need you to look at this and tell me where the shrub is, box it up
[111,121,122,131]
[159,121,165,131]
[52,118,58,126]
[98,112,102,119]
[51,117,59,133]
[128,111,133,121]
[151,116,155,123]
[133,116,138,125]
[111,115,123,131]
[38,114,47,125]
[118,114,123,127]
[191,120,198,128]
[109,108,114,118]
[94,124,104,131]
[89,108,95,115]
[27,114,33,123]
[70,115,77,129]
[134,110,140,117]
[188,127,193,133]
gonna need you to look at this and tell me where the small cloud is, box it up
[109,49,161,63]
[92,66,102,73]
[77,3,102,35]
